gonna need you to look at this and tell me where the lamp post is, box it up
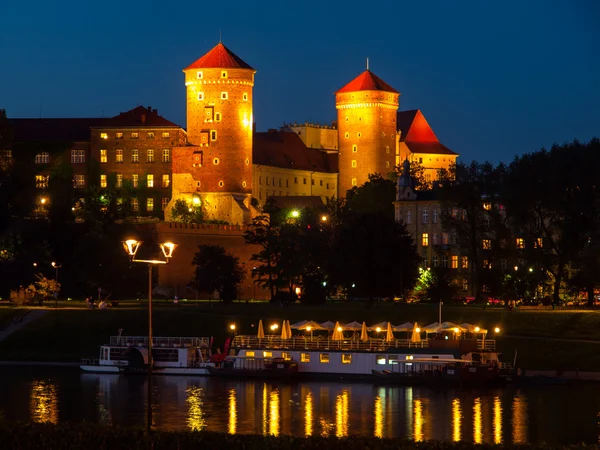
[51,262,62,309]
[122,238,177,433]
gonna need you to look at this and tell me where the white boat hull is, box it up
[80,364,121,373]
[80,364,213,376]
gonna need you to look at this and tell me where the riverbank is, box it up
[0,422,595,450]
[2,303,600,370]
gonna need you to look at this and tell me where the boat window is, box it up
[320,353,330,363]
[342,354,352,364]
[388,355,398,364]
[282,352,291,361]
[376,355,387,365]
[301,353,310,363]
[246,351,255,359]
[263,351,272,358]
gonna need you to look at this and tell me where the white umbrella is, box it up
[411,322,421,343]
[460,323,487,334]
[290,320,308,330]
[320,321,336,330]
[385,322,395,342]
[370,321,394,332]
[257,319,265,339]
[393,322,414,332]
[360,321,369,341]
[423,322,441,333]
[343,321,363,331]
[297,321,325,331]
[332,321,344,341]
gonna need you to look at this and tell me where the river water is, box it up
[0,367,598,444]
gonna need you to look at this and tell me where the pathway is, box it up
[0,310,47,342]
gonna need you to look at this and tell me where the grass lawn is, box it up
[1,302,600,369]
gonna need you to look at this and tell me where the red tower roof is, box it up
[185,43,254,70]
[336,70,398,94]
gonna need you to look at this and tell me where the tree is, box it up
[413,267,459,303]
[171,199,204,223]
[192,244,245,302]
[391,160,430,191]
[345,173,396,219]
[26,274,60,305]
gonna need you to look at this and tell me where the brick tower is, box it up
[175,43,256,223]
[336,70,399,197]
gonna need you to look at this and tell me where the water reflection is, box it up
[6,369,600,444]
[30,380,58,424]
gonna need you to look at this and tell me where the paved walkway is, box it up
[0,310,47,342]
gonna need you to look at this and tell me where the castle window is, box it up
[345,117,348,122]
[357,132,361,138]
[259,176,262,185]
[132,174,139,188]
[162,132,170,139]
[205,106,214,122]
[319,180,323,186]
[100,174,107,188]
[197,71,203,79]
[278,179,281,187]
[419,157,423,163]
[352,145,357,153]
[245,158,249,165]
[266,177,270,186]
[358,117,362,121]
[221,92,228,100]
[116,174,123,188]
[213,158,220,165]
[116,149,123,163]
[116,132,123,139]
[385,161,390,168]
[131,132,139,139]
[35,152,50,164]
[386,146,390,154]
[242,181,247,188]
[211,130,217,141]
[100,149,107,163]
[100,133,108,140]
[351,160,357,168]
[243,93,248,101]
[294,177,298,184]
[215,112,221,122]
[286,179,289,188]
[311,179,314,186]
[162,174,170,188]
[146,198,154,212]
[147,174,154,188]
[303,178,307,185]
[147,149,154,163]
[147,132,154,139]
[221,71,227,78]
[345,132,349,138]
[198,93,204,101]
[35,175,49,189]
[351,178,357,186]
[219,181,224,187]
[162,198,169,211]
[131,198,139,211]
[162,149,170,163]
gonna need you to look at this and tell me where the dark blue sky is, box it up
[2,0,598,163]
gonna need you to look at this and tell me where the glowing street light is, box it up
[474,326,480,333]
[229,324,236,331]
[320,215,328,222]
[290,210,300,218]
[494,327,501,333]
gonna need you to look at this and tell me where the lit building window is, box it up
[243,93,248,101]
[319,354,330,364]
[100,149,107,163]
[221,92,228,100]
[147,149,155,163]
[147,132,154,139]
[197,71,203,79]
[483,260,491,269]
[131,132,139,139]
[342,354,352,364]
[422,233,429,247]
[35,152,50,164]
[198,93,204,100]
[132,149,139,163]
[131,197,139,211]
[259,176,262,185]
[351,160,357,168]
[451,255,458,269]
[213,158,220,165]
[146,198,154,212]
[100,133,108,139]
[132,174,139,188]
[352,144,357,153]
[345,132,349,138]
[516,238,525,249]
[116,174,123,188]
[161,198,169,211]
[461,256,468,269]
[162,132,170,139]
[218,181,224,187]
[483,202,492,211]
[70,149,85,164]
[73,174,85,188]
[116,132,123,139]
[116,149,123,163]
[162,148,170,163]
[221,70,227,78]
[535,237,543,248]
[162,174,170,188]
[147,174,154,188]
[376,355,386,365]
[351,178,357,186]
[301,353,310,363]
[422,210,428,224]
[462,279,468,291]
[35,175,49,189]
[100,174,107,188]
[482,239,492,250]
[357,132,361,138]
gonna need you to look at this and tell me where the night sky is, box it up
[2,0,598,163]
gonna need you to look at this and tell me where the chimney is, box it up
[141,115,146,124]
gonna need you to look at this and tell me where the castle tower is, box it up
[336,70,399,197]
[177,43,256,223]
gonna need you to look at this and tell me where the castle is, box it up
[5,42,458,225]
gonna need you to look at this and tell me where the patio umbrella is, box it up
[393,322,414,332]
[320,321,336,330]
[385,322,395,342]
[281,321,290,339]
[423,322,441,333]
[332,321,344,341]
[297,321,325,331]
[286,320,293,339]
[370,321,394,331]
[290,320,308,330]
[411,322,421,343]
[460,323,487,335]
[360,321,369,341]
[343,321,363,331]
[257,320,265,339]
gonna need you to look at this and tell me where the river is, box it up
[0,367,598,444]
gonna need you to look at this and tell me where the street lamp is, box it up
[51,262,62,309]
[122,238,177,433]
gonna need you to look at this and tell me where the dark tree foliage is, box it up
[413,267,459,304]
[390,160,430,191]
[192,244,245,302]
[170,199,204,223]
[345,173,396,219]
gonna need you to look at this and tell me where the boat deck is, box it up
[107,336,210,348]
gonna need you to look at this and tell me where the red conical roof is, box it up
[185,43,254,70]
[336,70,398,94]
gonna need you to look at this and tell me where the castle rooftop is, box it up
[184,43,254,71]
[336,70,398,94]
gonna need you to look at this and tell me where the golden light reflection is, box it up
[228,388,237,434]
[186,386,206,431]
[452,398,462,442]
[269,389,280,436]
[493,396,503,444]
[473,397,482,444]
[374,394,383,438]
[512,394,528,444]
[30,380,59,424]
[413,399,424,442]
[262,383,268,435]
[305,392,313,437]
[335,389,349,437]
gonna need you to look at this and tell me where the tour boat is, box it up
[229,329,511,382]
[80,335,215,375]
[207,356,299,379]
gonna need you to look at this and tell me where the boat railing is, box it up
[108,336,210,348]
[81,358,98,365]
[232,335,431,351]
[477,339,496,351]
